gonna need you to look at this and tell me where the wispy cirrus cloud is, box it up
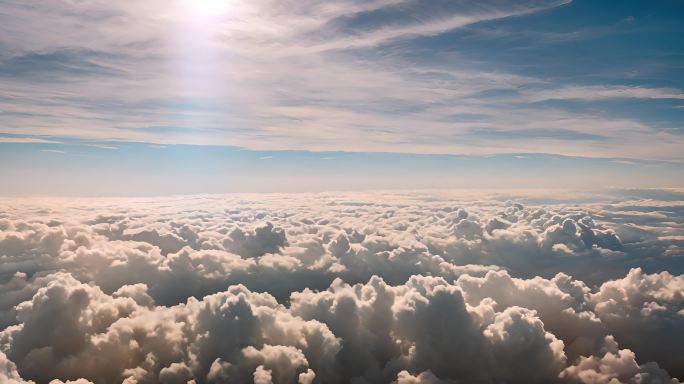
[524,85,684,102]
[1,0,683,161]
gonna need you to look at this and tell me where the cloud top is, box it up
[0,191,682,382]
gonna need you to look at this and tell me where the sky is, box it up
[2,3,684,382]
[1,0,683,194]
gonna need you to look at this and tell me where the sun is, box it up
[184,0,232,17]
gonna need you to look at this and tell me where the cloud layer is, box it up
[0,190,683,383]
[1,0,684,160]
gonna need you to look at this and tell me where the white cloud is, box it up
[525,86,684,102]
[2,0,683,160]
[0,191,682,382]
[0,350,33,384]
[0,138,60,144]
[560,336,679,384]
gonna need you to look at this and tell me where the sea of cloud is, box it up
[0,190,682,384]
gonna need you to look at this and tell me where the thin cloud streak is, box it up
[1,0,683,161]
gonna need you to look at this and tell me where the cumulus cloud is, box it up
[560,336,679,384]
[0,350,32,384]
[223,223,289,258]
[0,191,682,383]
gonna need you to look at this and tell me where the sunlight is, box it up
[184,0,232,18]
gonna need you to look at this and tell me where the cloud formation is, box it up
[0,191,682,383]
[1,0,683,160]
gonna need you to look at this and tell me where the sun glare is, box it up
[184,0,232,17]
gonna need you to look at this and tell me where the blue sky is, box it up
[1,0,683,194]
[1,135,682,195]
